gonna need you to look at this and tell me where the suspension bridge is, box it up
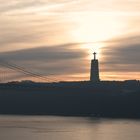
[0,59,61,83]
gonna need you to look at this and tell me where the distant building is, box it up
[90,52,100,82]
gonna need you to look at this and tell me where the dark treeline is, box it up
[0,80,140,118]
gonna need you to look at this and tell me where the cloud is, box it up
[0,43,89,81]
[100,35,140,73]
[1,0,140,15]
[0,43,87,61]
[0,0,76,15]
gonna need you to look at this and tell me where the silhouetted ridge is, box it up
[0,80,139,118]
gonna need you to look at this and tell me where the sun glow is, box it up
[72,13,123,42]
[72,13,124,59]
[80,42,104,60]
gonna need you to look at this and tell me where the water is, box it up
[0,115,140,140]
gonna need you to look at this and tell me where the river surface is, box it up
[0,115,140,140]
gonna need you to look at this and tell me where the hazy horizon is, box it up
[0,0,140,82]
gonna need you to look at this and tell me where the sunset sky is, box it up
[0,0,140,82]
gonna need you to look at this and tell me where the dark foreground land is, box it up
[0,80,140,118]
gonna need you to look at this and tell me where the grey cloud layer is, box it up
[0,43,89,76]
[101,35,140,72]
[0,43,87,61]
